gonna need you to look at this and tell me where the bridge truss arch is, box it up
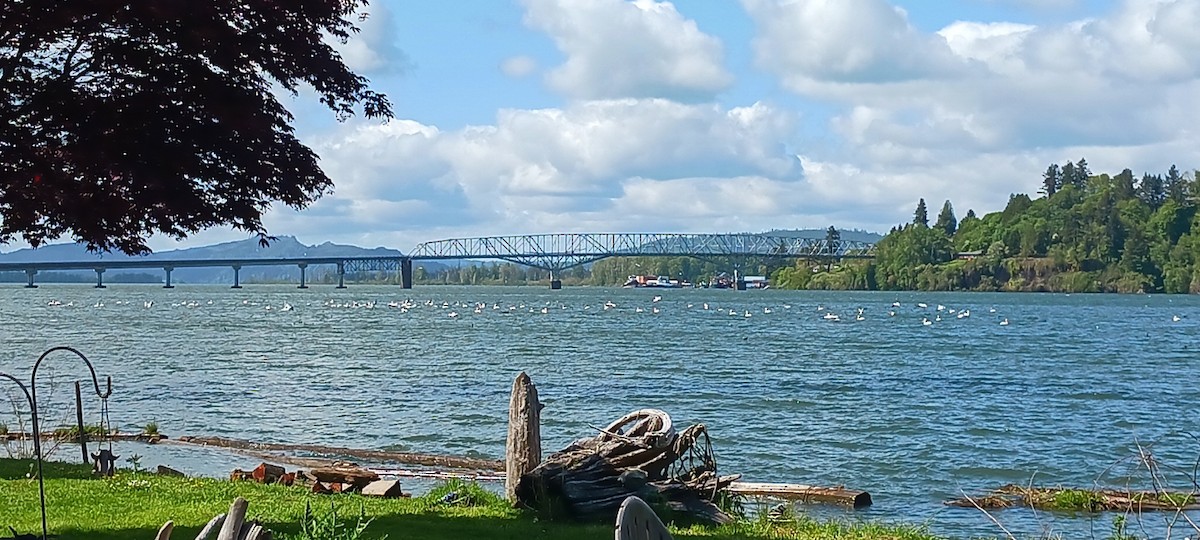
[407,233,876,272]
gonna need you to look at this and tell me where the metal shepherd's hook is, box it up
[0,346,112,540]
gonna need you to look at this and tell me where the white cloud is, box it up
[743,0,964,85]
[500,55,539,78]
[739,0,1200,225]
[522,0,734,100]
[146,0,1200,252]
[334,1,410,75]
[284,98,862,243]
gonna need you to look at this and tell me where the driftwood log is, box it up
[171,435,501,471]
[155,497,271,540]
[516,409,738,524]
[727,482,872,508]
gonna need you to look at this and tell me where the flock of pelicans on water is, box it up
[39,295,1189,326]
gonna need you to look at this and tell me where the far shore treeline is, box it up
[410,160,1200,294]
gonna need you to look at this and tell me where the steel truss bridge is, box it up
[408,233,876,272]
[0,232,875,289]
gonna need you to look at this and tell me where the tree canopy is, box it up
[1,1,392,253]
[770,159,1200,294]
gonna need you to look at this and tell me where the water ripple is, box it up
[2,285,1198,537]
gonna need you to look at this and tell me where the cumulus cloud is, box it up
[744,0,964,85]
[285,98,868,243]
[166,0,1200,250]
[738,0,1200,223]
[522,0,734,100]
[334,1,410,75]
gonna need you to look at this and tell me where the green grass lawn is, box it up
[0,458,941,540]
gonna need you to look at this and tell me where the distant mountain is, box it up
[0,236,443,284]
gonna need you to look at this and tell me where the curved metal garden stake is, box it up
[1,346,112,540]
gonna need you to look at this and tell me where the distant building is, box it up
[743,275,769,289]
[956,250,984,260]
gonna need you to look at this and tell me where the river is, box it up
[1,284,1197,538]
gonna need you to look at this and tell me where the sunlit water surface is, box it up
[2,284,1198,538]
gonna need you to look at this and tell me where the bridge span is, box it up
[3,232,875,289]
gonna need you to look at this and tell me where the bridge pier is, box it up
[94,268,106,289]
[336,262,346,289]
[24,269,37,288]
[231,265,242,289]
[163,267,174,289]
[298,263,308,289]
[548,270,561,290]
[401,259,413,289]
[733,269,746,291]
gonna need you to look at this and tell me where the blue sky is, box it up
[139,0,1200,252]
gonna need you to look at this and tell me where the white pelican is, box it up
[922,318,932,326]
[999,318,1009,326]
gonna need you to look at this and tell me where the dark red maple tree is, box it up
[0,1,392,254]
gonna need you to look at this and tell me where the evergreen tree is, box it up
[1138,173,1166,210]
[1072,158,1090,189]
[934,200,957,236]
[824,226,841,270]
[824,225,841,246]
[1041,163,1062,197]
[1165,164,1188,205]
[1060,161,1077,191]
[913,198,929,228]
[1114,168,1136,200]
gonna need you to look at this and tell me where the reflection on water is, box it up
[2,284,1198,538]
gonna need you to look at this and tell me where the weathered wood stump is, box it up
[516,409,736,524]
[505,371,542,504]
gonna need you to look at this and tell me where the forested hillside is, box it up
[773,160,1200,293]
